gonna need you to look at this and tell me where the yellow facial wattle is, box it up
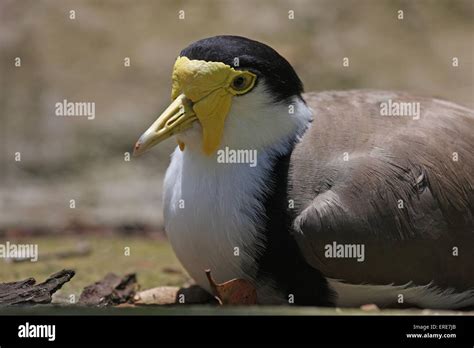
[133,56,256,156]
[171,56,256,155]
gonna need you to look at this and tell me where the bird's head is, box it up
[134,35,311,157]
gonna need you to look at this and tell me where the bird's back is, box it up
[288,90,474,291]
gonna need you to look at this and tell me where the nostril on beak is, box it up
[165,114,181,128]
[166,119,177,127]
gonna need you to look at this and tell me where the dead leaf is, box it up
[360,304,380,311]
[134,286,180,305]
[134,285,217,305]
[205,269,257,305]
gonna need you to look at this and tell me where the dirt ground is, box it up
[0,233,472,315]
[0,234,188,303]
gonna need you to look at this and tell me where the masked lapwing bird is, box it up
[134,36,474,309]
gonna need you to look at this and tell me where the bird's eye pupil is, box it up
[233,76,246,89]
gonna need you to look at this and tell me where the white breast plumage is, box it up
[163,147,272,292]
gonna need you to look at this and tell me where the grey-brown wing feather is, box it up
[289,90,474,291]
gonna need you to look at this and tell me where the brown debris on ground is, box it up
[360,304,380,311]
[79,273,138,307]
[0,269,75,306]
[133,269,257,306]
[205,269,257,305]
[133,284,217,305]
[133,286,180,305]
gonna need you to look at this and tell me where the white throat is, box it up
[162,91,312,298]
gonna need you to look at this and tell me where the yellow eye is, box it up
[230,72,256,94]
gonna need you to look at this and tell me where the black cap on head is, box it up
[180,35,304,102]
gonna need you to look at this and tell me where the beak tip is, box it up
[133,141,143,157]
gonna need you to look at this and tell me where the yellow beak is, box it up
[133,94,197,156]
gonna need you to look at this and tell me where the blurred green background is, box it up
[0,0,472,297]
